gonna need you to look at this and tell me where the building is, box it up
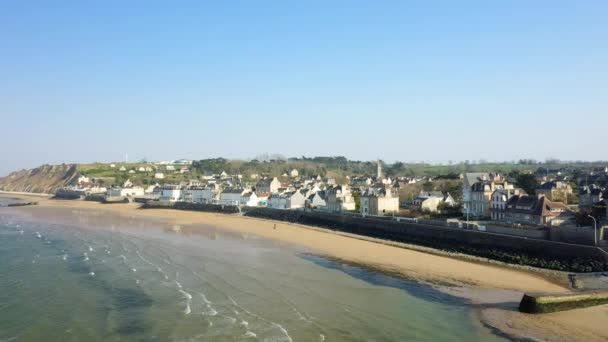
[578,185,605,209]
[255,192,271,207]
[240,192,259,207]
[77,175,90,185]
[182,184,220,203]
[267,191,306,209]
[535,181,573,204]
[106,186,145,198]
[377,159,383,181]
[307,191,327,209]
[189,179,202,187]
[290,169,299,178]
[219,188,246,205]
[462,172,490,216]
[412,191,456,213]
[326,185,356,212]
[463,173,509,218]
[255,177,281,194]
[173,159,193,165]
[504,195,573,226]
[360,187,399,216]
[413,191,445,206]
[490,188,526,221]
[351,177,373,187]
[158,185,182,202]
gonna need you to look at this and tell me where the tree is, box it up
[511,171,539,195]
[422,181,434,191]
[352,191,361,211]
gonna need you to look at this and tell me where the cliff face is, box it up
[0,164,80,194]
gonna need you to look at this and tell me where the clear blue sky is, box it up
[1,1,606,175]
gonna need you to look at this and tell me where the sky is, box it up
[1,1,607,176]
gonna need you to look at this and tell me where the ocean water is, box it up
[0,202,507,341]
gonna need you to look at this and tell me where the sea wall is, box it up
[550,226,604,245]
[245,208,608,270]
[484,225,548,239]
[141,201,240,214]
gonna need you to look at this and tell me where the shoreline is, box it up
[2,192,608,340]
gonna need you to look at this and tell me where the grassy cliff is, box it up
[0,164,79,194]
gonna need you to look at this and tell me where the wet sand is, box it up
[3,193,608,341]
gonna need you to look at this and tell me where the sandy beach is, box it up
[3,192,608,341]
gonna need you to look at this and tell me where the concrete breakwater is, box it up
[244,208,608,272]
[519,290,608,313]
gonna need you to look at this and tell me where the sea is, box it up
[0,197,507,341]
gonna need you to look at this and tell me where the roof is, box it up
[222,188,245,194]
[506,195,570,217]
[463,172,490,188]
[256,178,276,186]
[419,191,444,198]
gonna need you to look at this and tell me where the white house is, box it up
[78,175,90,185]
[119,166,127,172]
[159,185,182,202]
[110,163,116,168]
[241,192,259,206]
[307,191,327,209]
[165,165,176,171]
[128,170,136,174]
[154,173,165,179]
[107,186,144,198]
[138,167,146,172]
[145,184,158,195]
[290,169,299,178]
[182,185,220,203]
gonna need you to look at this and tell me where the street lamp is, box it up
[587,215,598,247]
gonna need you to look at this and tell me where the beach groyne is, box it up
[245,208,608,272]
[141,201,240,214]
[4,201,38,207]
[519,290,608,313]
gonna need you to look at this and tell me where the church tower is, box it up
[377,159,383,180]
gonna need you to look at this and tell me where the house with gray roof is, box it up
[255,177,281,194]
